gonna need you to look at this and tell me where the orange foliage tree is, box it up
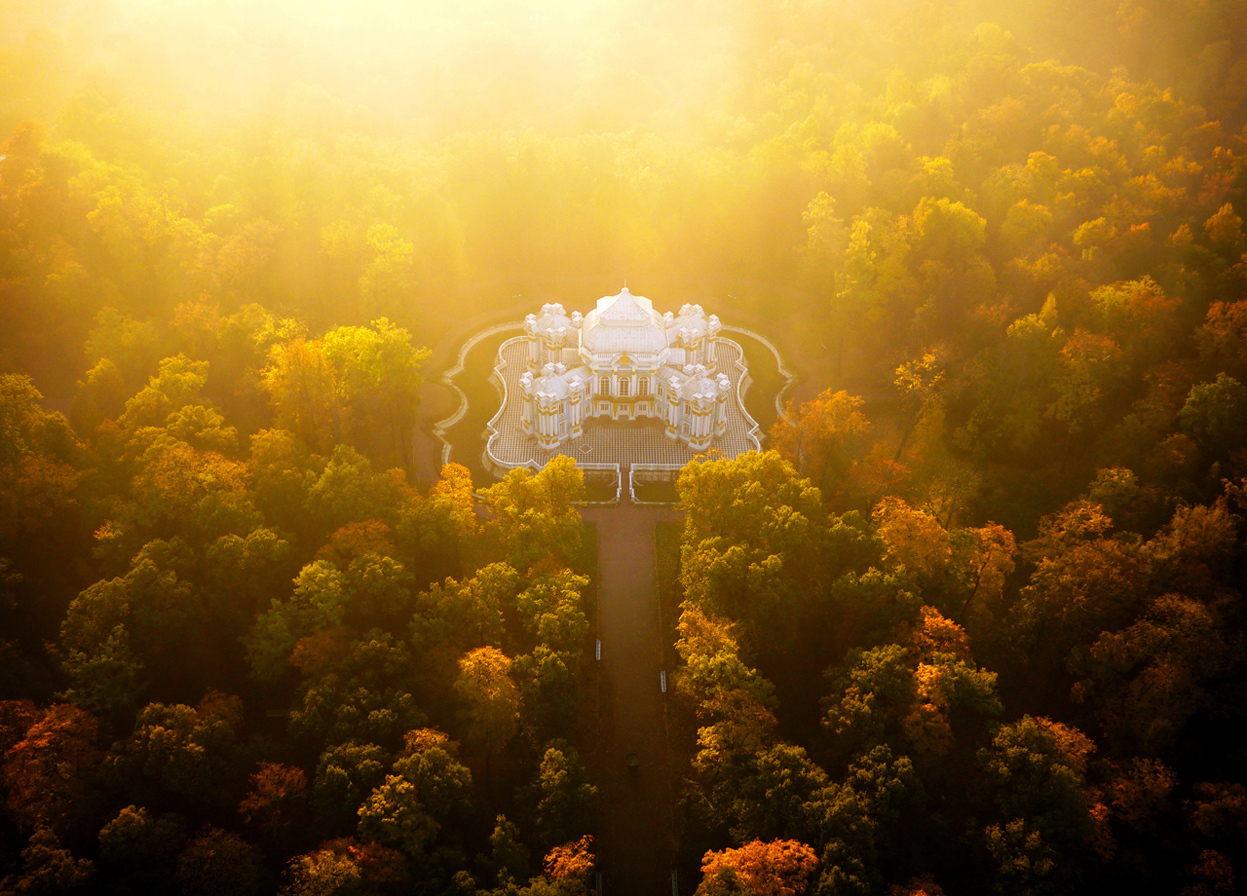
[698,839,818,896]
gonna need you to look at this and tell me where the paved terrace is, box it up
[485,337,762,471]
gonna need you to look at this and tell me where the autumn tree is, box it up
[698,839,818,896]
[769,389,871,509]
[263,319,429,464]
[2,704,101,834]
[544,835,595,888]
[1071,593,1234,754]
[454,646,520,786]
[238,762,309,837]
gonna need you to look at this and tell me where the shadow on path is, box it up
[582,504,682,896]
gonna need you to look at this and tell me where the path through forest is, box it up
[581,504,679,896]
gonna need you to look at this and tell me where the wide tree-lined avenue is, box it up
[582,505,678,895]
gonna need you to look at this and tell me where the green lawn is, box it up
[632,479,680,505]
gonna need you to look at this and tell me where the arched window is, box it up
[619,377,630,397]
[638,378,649,397]
[599,376,610,396]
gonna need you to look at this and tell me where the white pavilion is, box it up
[517,288,736,452]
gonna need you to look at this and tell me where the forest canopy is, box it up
[1,0,1246,894]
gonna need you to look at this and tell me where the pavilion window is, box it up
[638,378,649,396]
[600,376,610,395]
[619,378,630,397]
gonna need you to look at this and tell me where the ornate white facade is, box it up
[517,288,737,452]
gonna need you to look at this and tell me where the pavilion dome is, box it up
[671,303,708,336]
[676,365,723,400]
[532,363,575,399]
[581,288,668,355]
[529,302,573,337]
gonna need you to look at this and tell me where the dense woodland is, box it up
[1,0,1246,893]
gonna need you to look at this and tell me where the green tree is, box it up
[356,774,437,858]
[319,318,429,464]
[263,320,429,464]
[249,429,322,537]
[726,743,829,844]
[1179,373,1247,462]
[516,569,590,664]
[289,673,423,752]
[487,815,531,886]
[245,561,347,682]
[529,740,597,849]
[394,462,479,584]
[677,452,827,639]
[392,728,472,822]
[413,562,519,652]
[0,826,95,894]
[515,645,577,739]
[116,355,211,435]
[480,455,585,571]
[809,746,925,896]
[1089,277,1179,372]
[978,716,1098,892]
[104,695,242,807]
[675,608,777,729]
[341,552,415,631]
[314,742,389,832]
[0,373,81,540]
[262,338,336,453]
[305,445,398,535]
